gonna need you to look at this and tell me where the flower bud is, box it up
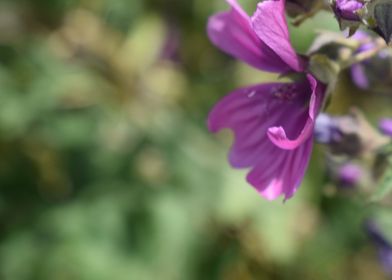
[314,112,361,156]
[314,113,342,144]
[332,0,364,21]
[331,0,364,34]
[337,163,362,186]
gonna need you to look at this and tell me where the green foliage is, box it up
[372,163,392,202]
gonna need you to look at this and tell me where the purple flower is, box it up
[207,0,326,200]
[379,118,392,137]
[332,0,364,21]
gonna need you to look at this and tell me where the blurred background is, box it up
[1,0,392,279]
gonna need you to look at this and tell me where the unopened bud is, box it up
[337,163,362,186]
[332,0,364,21]
[314,113,342,144]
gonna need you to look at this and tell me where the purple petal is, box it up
[246,137,312,200]
[207,0,291,72]
[208,82,314,200]
[267,75,326,150]
[251,0,306,72]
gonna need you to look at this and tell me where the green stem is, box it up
[341,38,387,69]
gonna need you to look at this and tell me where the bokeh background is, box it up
[1,0,392,279]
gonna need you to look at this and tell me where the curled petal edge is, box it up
[267,75,325,150]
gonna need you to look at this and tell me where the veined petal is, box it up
[251,0,305,72]
[247,138,313,200]
[208,82,313,200]
[207,0,291,72]
[267,75,326,150]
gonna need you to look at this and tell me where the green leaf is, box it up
[371,161,392,201]
[374,3,392,44]
[308,54,340,85]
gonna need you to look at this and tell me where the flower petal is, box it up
[251,0,305,72]
[207,0,291,72]
[246,138,313,200]
[208,82,313,200]
[267,75,326,150]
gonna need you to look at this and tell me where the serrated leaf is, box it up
[374,3,392,44]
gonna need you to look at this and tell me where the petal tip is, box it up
[267,126,294,150]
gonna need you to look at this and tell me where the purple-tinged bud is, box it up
[314,113,342,144]
[365,220,392,275]
[379,118,392,137]
[314,113,360,156]
[337,163,362,186]
[332,0,364,21]
[349,31,392,90]
[314,110,388,157]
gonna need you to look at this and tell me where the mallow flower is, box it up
[207,0,326,200]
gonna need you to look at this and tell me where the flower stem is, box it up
[341,38,388,69]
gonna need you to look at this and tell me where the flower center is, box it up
[270,84,298,100]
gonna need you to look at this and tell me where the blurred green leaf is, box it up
[371,163,392,202]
